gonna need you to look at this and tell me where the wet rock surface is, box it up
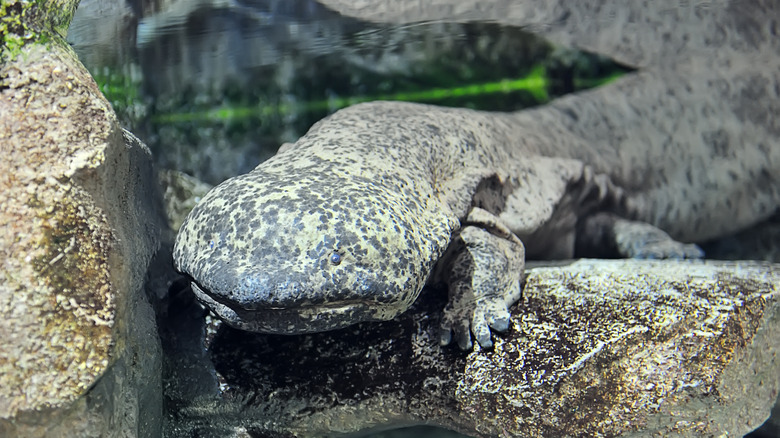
[158,169,213,232]
[164,260,780,437]
[0,1,166,435]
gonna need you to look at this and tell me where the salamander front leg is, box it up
[440,222,525,349]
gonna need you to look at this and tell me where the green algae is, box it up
[1,0,79,62]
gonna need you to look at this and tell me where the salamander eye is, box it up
[329,252,342,265]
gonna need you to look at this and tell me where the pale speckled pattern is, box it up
[173,102,538,343]
[174,1,780,348]
[173,98,729,348]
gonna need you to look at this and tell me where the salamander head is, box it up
[172,166,452,334]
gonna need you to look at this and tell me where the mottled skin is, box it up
[172,0,780,349]
[174,90,773,348]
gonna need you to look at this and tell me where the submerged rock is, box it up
[0,1,166,436]
[158,169,213,232]
[165,260,779,437]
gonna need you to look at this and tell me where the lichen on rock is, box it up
[0,0,165,435]
[456,260,778,437]
[0,40,121,422]
[0,188,117,415]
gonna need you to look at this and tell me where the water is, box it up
[67,0,627,186]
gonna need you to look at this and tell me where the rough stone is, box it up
[1,0,79,62]
[159,169,213,232]
[164,260,780,437]
[0,2,166,436]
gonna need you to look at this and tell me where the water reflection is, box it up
[68,0,626,185]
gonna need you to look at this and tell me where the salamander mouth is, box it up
[189,281,397,334]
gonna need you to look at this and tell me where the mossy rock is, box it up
[0,0,79,61]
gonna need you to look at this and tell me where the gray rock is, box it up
[159,169,213,232]
[166,260,780,437]
[0,2,166,436]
